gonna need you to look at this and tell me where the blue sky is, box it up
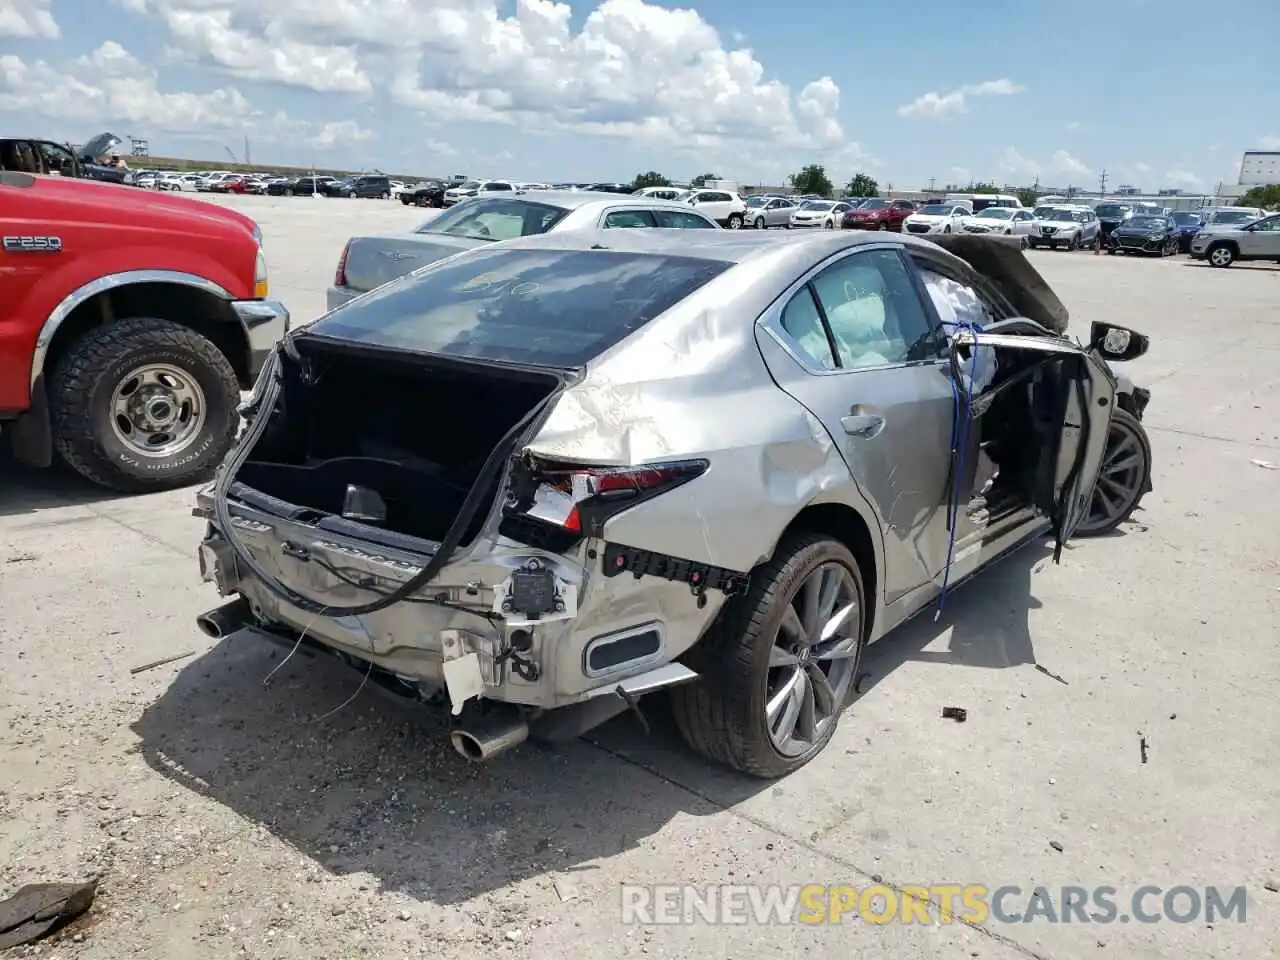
[2,0,1278,190]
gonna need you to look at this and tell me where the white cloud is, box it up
[0,41,358,149]
[1259,135,1280,150]
[1050,149,1090,179]
[114,0,848,159]
[1064,120,1081,132]
[1163,169,1200,188]
[0,42,252,134]
[948,166,972,185]
[897,78,1026,119]
[120,0,371,94]
[0,0,59,38]
[306,119,373,149]
[995,147,1040,182]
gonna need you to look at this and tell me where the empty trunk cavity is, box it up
[234,338,562,545]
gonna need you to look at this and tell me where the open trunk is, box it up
[232,337,562,546]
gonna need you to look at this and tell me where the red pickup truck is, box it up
[0,169,289,491]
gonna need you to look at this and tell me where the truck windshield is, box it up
[309,248,734,367]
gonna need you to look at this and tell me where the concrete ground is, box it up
[1,194,1277,959]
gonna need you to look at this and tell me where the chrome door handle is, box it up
[841,412,885,437]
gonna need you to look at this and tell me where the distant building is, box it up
[1238,150,1280,186]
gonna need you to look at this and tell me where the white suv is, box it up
[687,189,748,229]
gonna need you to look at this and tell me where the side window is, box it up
[809,250,935,368]
[653,210,716,229]
[602,210,656,229]
[914,264,996,333]
[705,192,730,203]
[780,288,838,370]
[1253,217,1280,232]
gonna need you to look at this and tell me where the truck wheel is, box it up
[49,317,241,493]
[671,532,867,778]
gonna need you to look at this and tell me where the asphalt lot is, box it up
[1,193,1277,959]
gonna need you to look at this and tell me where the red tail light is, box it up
[334,241,351,287]
[511,458,708,537]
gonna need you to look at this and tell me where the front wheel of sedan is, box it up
[672,533,866,778]
[753,216,765,229]
[1074,408,1152,536]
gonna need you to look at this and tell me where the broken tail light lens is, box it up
[512,458,709,537]
[334,241,351,287]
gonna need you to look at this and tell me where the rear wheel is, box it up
[284,188,295,197]
[1075,408,1151,536]
[380,191,390,200]
[726,214,744,229]
[672,533,866,778]
[49,318,241,493]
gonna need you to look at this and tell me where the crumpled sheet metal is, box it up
[929,233,1070,335]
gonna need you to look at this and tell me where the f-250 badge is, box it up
[3,236,63,253]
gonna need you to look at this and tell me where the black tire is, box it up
[284,188,295,197]
[400,195,413,205]
[1075,407,1152,537]
[380,191,390,200]
[671,532,867,778]
[49,318,241,493]
[753,216,765,230]
[726,214,744,229]
[1070,234,1082,251]
[1206,242,1235,267]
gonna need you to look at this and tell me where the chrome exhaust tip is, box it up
[196,597,250,640]
[450,712,529,763]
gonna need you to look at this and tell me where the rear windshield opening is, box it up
[310,247,733,367]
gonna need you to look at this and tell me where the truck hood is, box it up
[29,172,259,238]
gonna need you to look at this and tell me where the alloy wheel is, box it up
[1077,416,1148,534]
[765,562,862,757]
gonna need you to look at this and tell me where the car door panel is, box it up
[947,328,1117,551]
[756,247,955,604]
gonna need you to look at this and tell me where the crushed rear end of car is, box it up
[194,240,742,759]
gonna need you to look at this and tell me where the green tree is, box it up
[632,171,671,190]
[1015,187,1040,208]
[1239,184,1280,209]
[789,164,833,198]
[967,182,1000,194]
[845,172,880,197]
[691,172,720,187]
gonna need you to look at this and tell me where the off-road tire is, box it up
[671,533,867,778]
[49,317,241,493]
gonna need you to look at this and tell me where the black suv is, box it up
[324,174,393,199]
[399,179,447,207]
[1,132,136,185]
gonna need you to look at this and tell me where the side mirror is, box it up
[1089,322,1149,361]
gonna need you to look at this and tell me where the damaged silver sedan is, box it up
[194,228,1154,778]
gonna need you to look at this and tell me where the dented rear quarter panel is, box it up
[523,239,888,591]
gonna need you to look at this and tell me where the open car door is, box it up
[950,320,1117,553]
